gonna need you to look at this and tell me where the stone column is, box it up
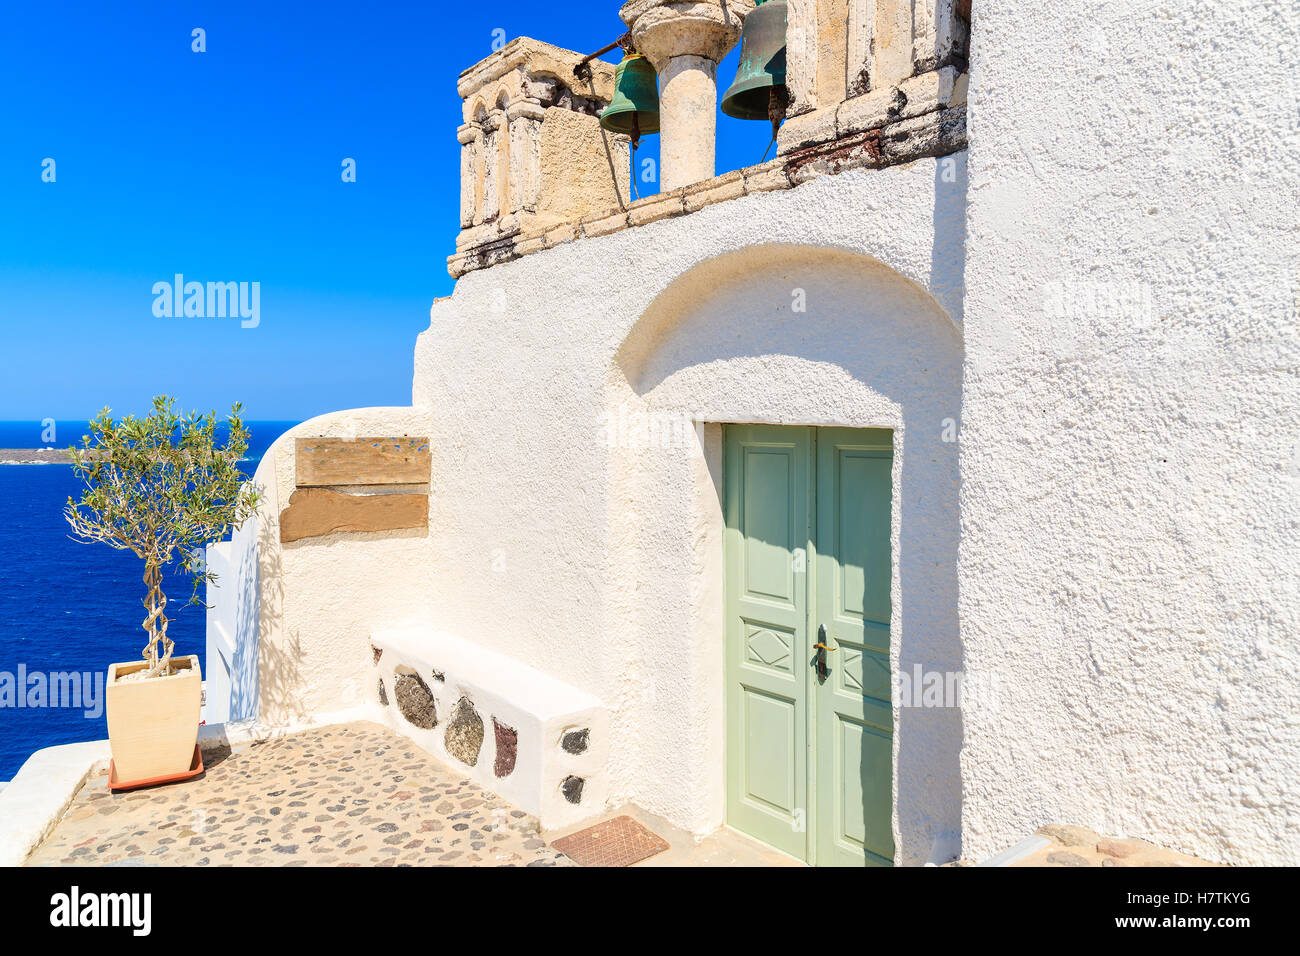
[480,110,503,223]
[506,101,546,214]
[784,0,819,115]
[456,122,483,228]
[620,0,752,192]
[913,0,966,74]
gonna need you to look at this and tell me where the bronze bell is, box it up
[599,53,661,142]
[721,0,789,121]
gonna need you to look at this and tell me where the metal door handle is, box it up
[813,624,836,652]
[813,625,834,682]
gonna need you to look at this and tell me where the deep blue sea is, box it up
[0,421,297,779]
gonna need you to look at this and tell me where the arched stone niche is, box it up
[606,244,963,865]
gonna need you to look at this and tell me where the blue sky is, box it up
[0,1,774,422]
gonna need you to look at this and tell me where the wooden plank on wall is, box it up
[295,437,430,487]
[279,488,428,543]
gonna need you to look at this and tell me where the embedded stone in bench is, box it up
[561,728,589,755]
[493,719,518,778]
[393,671,437,729]
[371,627,608,830]
[445,697,484,766]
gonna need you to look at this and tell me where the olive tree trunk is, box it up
[141,563,174,677]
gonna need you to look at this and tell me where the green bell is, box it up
[721,0,789,121]
[599,53,660,140]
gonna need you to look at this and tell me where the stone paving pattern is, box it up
[25,723,574,867]
[1014,824,1222,867]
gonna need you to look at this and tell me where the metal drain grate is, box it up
[550,815,670,867]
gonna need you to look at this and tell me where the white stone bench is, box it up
[370,627,607,830]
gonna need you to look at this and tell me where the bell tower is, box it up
[452,38,632,277]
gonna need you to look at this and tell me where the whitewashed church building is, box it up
[205,0,1300,866]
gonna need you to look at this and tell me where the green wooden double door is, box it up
[724,425,894,866]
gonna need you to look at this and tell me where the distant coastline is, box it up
[0,449,259,466]
[0,449,75,465]
[0,423,298,464]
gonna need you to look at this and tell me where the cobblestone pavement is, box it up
[25,723,574,867]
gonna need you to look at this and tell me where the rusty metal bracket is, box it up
[574,32,633,81]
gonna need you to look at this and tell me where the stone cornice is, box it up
[457,37,617,101]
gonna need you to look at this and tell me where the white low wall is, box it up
[0,739,111,867]
[372,627,609,830]
[205,512,260,725]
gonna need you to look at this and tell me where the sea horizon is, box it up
[0,418,302,452]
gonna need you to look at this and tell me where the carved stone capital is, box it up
[619,0,753,71]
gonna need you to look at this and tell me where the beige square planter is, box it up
[105,655,202,785]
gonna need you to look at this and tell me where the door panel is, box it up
[725,425,811,860]
[741,687,798,812]
[741,447,797,601]
[815,428,894,866]
[724,425,893,866]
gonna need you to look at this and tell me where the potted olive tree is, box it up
[64,397,260,788]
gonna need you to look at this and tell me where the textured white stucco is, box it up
[959,1,1300,864]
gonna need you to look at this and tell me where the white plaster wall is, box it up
[415,158,968,861]
[960,1,1300,864]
